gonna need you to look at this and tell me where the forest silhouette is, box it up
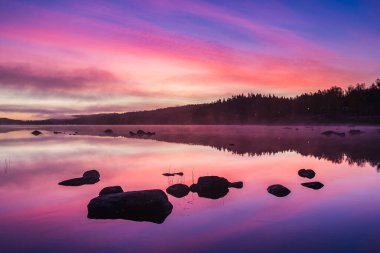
[1,79,380,125]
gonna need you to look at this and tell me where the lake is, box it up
[1,125,380,253]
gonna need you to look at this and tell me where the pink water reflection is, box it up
[1,126,380,253]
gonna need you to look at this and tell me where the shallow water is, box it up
[1,125,380,253]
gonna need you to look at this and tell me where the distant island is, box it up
[1,80,380,125]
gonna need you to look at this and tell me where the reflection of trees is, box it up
[132,131,380,169]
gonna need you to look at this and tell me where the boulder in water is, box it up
[301,182,324,190]
[31,130,42,136]
[87,189,173,224]
[267,184,291,197]
[190,176,243,199]
[298,169,316,179]
[59,170,100,186]
[99,186,123,196]
[166,184,190,198]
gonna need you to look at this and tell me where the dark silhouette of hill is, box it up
[0,118,24,124]
[1,79,380,125]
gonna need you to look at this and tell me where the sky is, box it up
[0,0,379,120]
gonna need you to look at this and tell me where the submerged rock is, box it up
[31,130,42,136]
[104,129,113,134]
[53,131,62,134]
[267,184,291,197]
[321,130,345,137]
[349,129,364,135]
[301,182,324,190]
[99,186,123,196]
[87,189,173,224]
[59,170,100,186]
[190,176,243,199]
[298,169,316,179]
[166,184,190,198]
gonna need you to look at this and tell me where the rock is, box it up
[166,184,190,198]
[31,130,42,136]
[53,131,62,134]
[59,177,99,186]
[104,129,113,134]
[83,170,100,179]
[87,189,173,224]
[349,129,364,135]
[267,184,291,197]
[321,130,345,137]
[301,182,324,190]
[59,170,100,186]
[175,172,184,176]
[193,186,229,199]
[130,130,156,137]
[99,186,123,196]
[229,143,235,146]
[298,169,316,179]
[229,181,243,188]
[162,173,175,177]
[190,176,243,199]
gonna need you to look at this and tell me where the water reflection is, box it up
[1,125,380,252]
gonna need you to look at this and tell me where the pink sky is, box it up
[0,0,379,120]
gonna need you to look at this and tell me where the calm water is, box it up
[1,125,380,253]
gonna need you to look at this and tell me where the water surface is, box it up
[1,125,380,253]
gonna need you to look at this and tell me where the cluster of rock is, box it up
[267,168,324,197]
[58,170,100,186]
[321,129,365,137]
[129,130,155,136]
[321,130,345,137]
[166,176,243,199]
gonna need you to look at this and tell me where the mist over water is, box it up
[1,125,380,253]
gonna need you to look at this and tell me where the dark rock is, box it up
[349,129,364,135]
[229,181,243,188]
[31,130,42,136]
[321,130,345,137]
[166,184,190,198]
[83,170,100,179]
[59,170,100,186]
[162,173,175,177]
[87,189,173,224]
[196,187,229,199]
[59,177,99,186]
[301,182,324,190]
[130,130,156,137]
[190,176,243,199]
[298,169,316,179]
[267,184,291,197]
[53,131,62,134]
[99,186,123,196]
[104,129,113,134]
[175,172,183,176]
